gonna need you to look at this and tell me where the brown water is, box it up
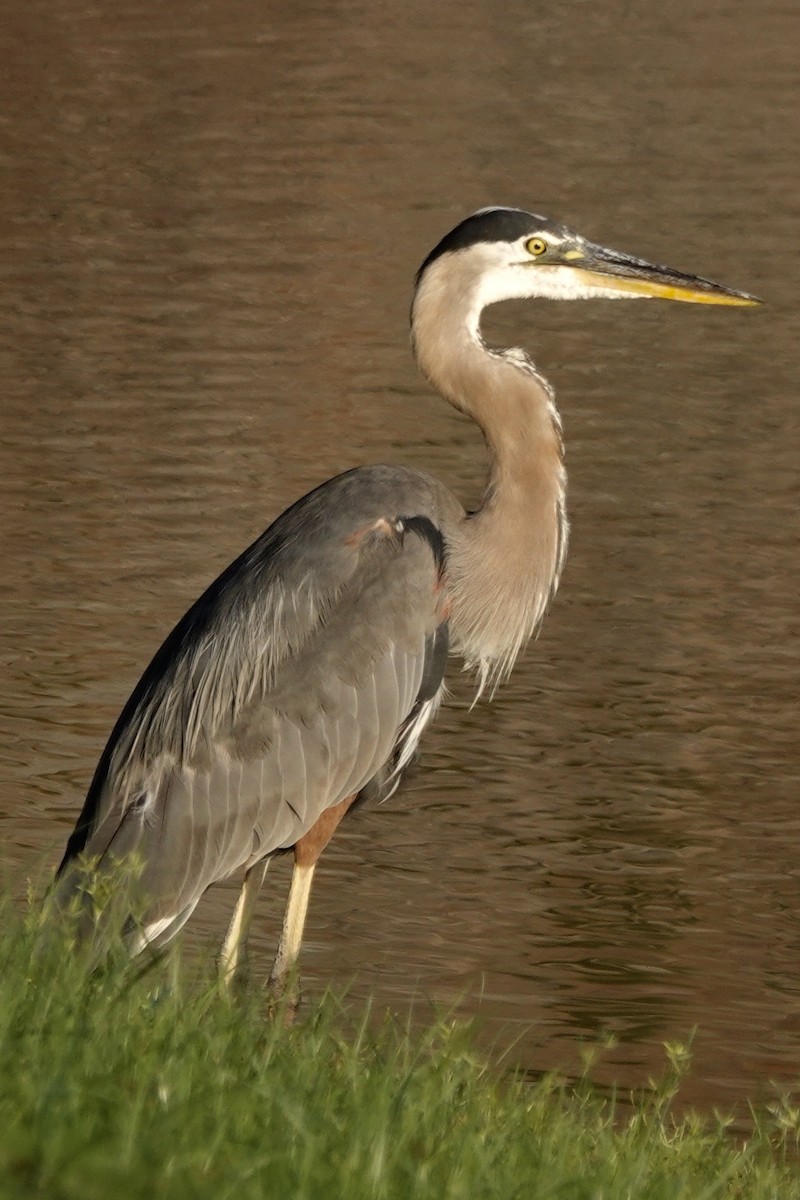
[2,0,798,1115]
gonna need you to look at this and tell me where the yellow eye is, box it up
[526,237,548,257]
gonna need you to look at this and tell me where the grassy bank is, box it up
[1,896,798,1200]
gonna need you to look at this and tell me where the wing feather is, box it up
[56,466,460,938]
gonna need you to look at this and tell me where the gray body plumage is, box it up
[57,465,462,945]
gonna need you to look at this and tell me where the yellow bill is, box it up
[552,239,761,306]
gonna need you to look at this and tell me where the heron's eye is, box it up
[526,237,548,257]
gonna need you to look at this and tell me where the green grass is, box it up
[1,892,798,1200]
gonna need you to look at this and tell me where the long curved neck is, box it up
[411,263,568,687]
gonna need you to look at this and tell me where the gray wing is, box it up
[55,466,458,939]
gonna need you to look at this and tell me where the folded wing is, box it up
[55,466,456,940]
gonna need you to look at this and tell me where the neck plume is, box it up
[411,257,569,690]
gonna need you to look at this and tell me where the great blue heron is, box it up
[55,207,757,1000]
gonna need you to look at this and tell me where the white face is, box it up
[471,233,639,309]
[464,225,757,312]
[418,210,757,332]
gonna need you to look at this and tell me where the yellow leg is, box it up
[219,858,269,987]
[268,861,317,1004]
[266,794,356,1017]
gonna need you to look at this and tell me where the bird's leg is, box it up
[218,858,270,988]
[267,793,356,1020]
[266,860,317,1020]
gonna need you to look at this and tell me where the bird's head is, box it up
[415,207,760,315]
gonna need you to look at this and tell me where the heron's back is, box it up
[55,465,463,946]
